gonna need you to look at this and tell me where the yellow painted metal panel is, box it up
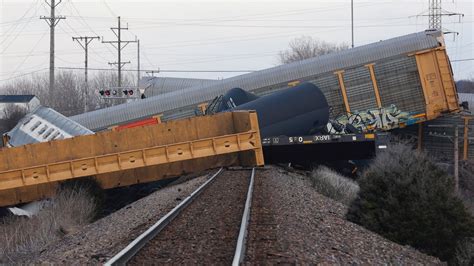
[365,134,375,139]
[364,63,382,108]
[0,111,263,206]
[0,132,259,191]
[415,49,458,120]
[334,70,351,114]
[435,49,459,112]
[288,80,300,87]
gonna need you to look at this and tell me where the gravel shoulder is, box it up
[245,166,443,265]
[26,166,443,264]
[30,171,214,264]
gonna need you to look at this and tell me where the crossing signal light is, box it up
[122,90,134,96]
[100,89,137,98]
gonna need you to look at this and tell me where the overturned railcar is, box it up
[70,30,458,132]
[232,83,329,137]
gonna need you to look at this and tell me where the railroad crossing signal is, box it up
[98,90,111,96]
[98,87,143,99]
[123,89,134,96]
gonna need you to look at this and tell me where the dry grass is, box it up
[310,166,359,205]
[0,183,98,263]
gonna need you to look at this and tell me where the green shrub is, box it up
[346,143,474,262]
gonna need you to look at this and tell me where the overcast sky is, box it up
[0,0,472,85]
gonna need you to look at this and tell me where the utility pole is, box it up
[102,16,137,88]
[72,36,100,113]
[40,0,65,95]
[351,0,354,48]
[454,125,459,192]
[428,124,461,193]
[137,39,140,87]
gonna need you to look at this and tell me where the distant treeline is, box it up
[0,71,135,135]
[457,79,474,93]
[0,71,135,117]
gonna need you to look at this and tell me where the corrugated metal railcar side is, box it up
[70,30,458,132]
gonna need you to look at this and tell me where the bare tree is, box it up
[52,71,85,116]
[0,104,27,134]
[279,36,349,64]
[0,70,135,117]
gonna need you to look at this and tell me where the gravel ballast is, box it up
[26,166,442,264]
[31,172,213,264]
[244,166,442,264]
[131,169,251,264]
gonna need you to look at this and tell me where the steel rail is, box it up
[104,167,224,266]
[232,167,256,266]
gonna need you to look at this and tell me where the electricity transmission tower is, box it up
[40,0,65,95]
[102,16,138,88]
[419,0,464,33]
[72,36,100,112]
[428,0,442,29]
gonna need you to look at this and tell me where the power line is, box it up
[0,26,327,57]
[452,58,474,62]
[102,0,118,17]
[6,31,49,81]
[140,44,158,70]
[7,20,473,37]
[0,0,39,44]
[416,0,464,35]
[65,15,412,23]
[0,1,39,50]
[66,0,116,57]
[61,2,382,27]
[102,16,138,87]
[58,21,111,63]
[428,0,464,30]
[155,53,276,67]
[0,68,49,82]
[0,16,40,25]
[57,67,257,73]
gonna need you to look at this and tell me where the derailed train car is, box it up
[216,84,386,163]
[69,30,459,132]
[231,83,330,138]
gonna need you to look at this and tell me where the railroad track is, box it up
[105,167,256,265]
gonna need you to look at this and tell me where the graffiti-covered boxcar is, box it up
[67,30,457,132]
